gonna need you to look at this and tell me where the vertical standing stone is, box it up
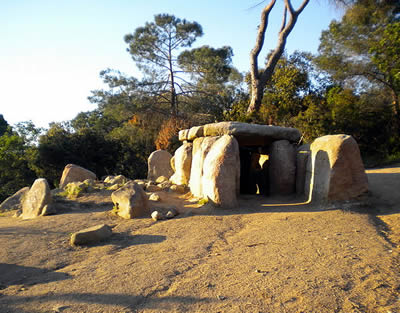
[189,137,219,198]
[147,150,173,181]
[308,134,368,202]
[202,135,240,208]
[269,140,296,195]
[170,142,193,186]
[22,178,52,219]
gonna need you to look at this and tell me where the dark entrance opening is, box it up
[239,146,270,195]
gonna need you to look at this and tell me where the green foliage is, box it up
[0,130,37,202]
[59,182,88,199]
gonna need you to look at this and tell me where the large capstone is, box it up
[179,121,301,145]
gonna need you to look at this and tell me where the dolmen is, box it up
[163,121,368,208]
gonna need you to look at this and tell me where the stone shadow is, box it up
[0,292,214,313]
[0,263,70,290]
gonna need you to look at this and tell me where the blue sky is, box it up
[0,0,341,128]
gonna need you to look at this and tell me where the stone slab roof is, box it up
[179,122,301,144]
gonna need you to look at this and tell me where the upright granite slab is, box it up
[22,178,52,219]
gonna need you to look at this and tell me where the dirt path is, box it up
[0,167,399,313]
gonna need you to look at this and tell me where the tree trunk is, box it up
[247,0,310,114]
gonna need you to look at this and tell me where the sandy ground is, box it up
[0,166,400,313]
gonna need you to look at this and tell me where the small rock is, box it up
[107,184,120,191]
[149,193,161,202]
[151,211,164,221]
[157,181,172,191]
[146,184,161,192]
[166,208,178,219]
[217,295,226,300]
[155,176,169,184]
[70,224,112,246]
[169,184,186,194]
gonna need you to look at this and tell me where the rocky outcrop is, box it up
[308,135,368,202]
[170,143,193,186]
[202,135,240,208]
[70,224,112,246]
[111,182,149,219]
[0,187,29,212]
[269,140,296,195]
[189,137,219,198]
[147,150,173,181]
[179,122,301,144]
[21,178,52,219]
[60,164,96,189]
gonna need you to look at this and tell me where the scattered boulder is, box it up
[157,181,172,191]
[104,175,128,186]
[166,208,178,219]
[146,184,161,192]
[70,224,112,246]
[149,193,161,202]
[169,184,186,194]
[107,184,121,191]
[59,164,96,189]
[155,176,169,184]
[111,182,149,219]
[151,210,164,221]
[308,134,368,202]
[0,187,29,212]
[202,135,240,208]
[268,140,296,195]
[22,178,52,219]
[189,136,219,198]
[170,143,193,185]
[147,150,173,181]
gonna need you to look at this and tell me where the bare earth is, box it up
[1,166,400,313]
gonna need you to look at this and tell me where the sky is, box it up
[0,0,341,128]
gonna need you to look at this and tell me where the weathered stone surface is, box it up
[146,184,161,192]
[147,150,173,181]
[179,122,301,144]
[296,144,311,197]
[111,182,149,219]
[269,140,296,195]
[149,193,161,202]
[104,175,128,185]
[169,184,186,194]
[151,211,164,221]
[155,176,169,184]
[22,178,52,219]
[0,187,29,212]
[70,224,112,246]
[59,164,96,189]
[170,143,193,185]
[189,137,219,198]
[202,135,240,208]
[308,134,368,202]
